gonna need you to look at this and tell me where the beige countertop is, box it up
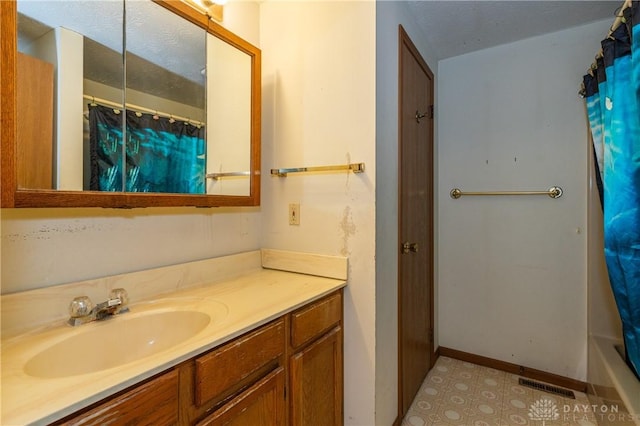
[1,249,347,425]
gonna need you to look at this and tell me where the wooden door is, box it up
[17,52,54,189]
[398,25,435,418]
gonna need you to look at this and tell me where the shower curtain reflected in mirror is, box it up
[88,104,205,193]
[583,1,640,379]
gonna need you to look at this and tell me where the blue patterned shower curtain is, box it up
[583,1,640,379]
[88,104,206,193]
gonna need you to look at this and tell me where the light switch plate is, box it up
[289,203,300,225]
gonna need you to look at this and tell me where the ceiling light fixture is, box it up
[182,0,223,22]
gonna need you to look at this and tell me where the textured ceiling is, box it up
[406,1,619,60]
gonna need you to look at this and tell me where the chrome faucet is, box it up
[68,288,130,326]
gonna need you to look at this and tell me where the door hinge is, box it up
[429,328,434,343]
[429,105,434,119]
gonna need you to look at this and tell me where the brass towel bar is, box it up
[270,163,365,177]
[206,171,251,180]
[450,186,563,199]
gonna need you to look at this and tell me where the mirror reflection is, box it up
[206,34,251,196]
[16,0,253,196]
[17,0,124,191]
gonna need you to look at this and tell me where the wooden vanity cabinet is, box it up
[51,290,343,426]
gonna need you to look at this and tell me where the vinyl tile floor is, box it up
[401,356,614,426]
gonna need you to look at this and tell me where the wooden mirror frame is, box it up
[0,0,261,208]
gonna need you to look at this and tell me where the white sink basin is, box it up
[24,307,218,378]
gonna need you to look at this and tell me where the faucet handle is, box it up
[109,288,129,313]
[69,296,94,319]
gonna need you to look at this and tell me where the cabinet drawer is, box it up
[195,319,285,407]
[291,291,342,349]
[195,367,286,426]
[57,369,179,426]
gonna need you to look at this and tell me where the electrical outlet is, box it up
[289,203,300,225]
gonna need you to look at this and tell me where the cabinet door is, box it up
[290,327,343,426]
[196,367,285,426]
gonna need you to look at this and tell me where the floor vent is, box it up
[518,378,576,399]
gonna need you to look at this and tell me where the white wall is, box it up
[438,20,610,382]
[375,2,439,424]
[1,207,261,293]
[259,2,376,425]
[221,1,259,48]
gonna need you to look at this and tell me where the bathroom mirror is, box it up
[1,0,260,208]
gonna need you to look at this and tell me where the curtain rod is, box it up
[580,0,632,92]
[608,0,632,37]
[82,95,205,127]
